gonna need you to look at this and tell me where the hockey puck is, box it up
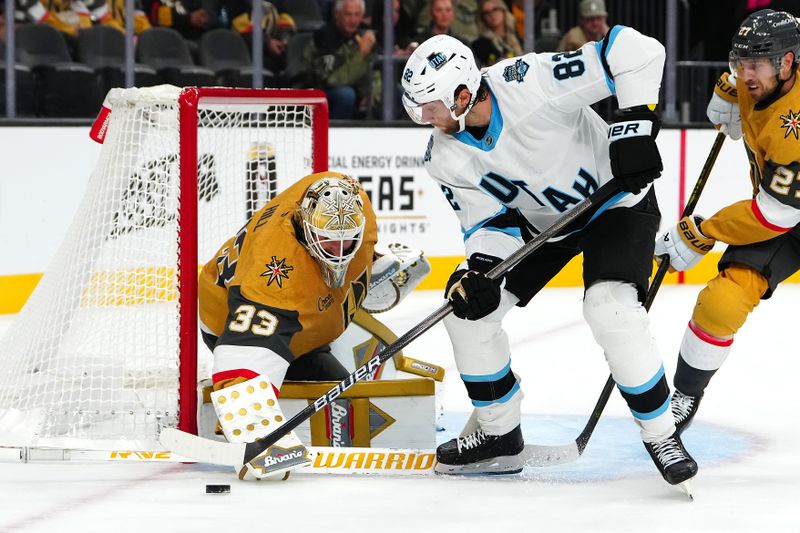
[205,484,231,494]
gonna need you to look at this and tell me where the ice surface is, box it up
[1,286,798,533]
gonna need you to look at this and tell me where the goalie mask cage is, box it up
[0,86,328,451]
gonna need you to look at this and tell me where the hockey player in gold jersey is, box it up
[655,10,800,437]
[198,171,378,480]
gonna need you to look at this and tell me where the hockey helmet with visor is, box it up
[729,10,800,78]
[401,35,482,132]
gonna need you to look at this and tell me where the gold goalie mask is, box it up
[298,175,366,288]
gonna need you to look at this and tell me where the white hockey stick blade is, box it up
[160,427,583,469]
[159,427,245,466]
[522,443,581,467]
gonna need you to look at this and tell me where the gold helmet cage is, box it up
[299,176,366,288]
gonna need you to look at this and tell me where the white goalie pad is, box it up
[197,309,445,451]
[362,242,431,313]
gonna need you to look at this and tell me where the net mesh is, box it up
[0,87,319,449]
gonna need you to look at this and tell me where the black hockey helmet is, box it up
[730,10,800,73]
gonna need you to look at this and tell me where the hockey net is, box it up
[0,86,328,451]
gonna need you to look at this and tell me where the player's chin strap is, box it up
[451,91,478,133]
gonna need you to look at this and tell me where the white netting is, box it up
[0,87,320,450]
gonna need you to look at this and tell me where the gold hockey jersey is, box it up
[702,70,800,244]
[199,173,378,368]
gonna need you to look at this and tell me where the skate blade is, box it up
[676,480,693,501]
[434,455,523,476]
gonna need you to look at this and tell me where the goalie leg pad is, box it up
[211,376,310,480]
[444,290,523,435]
[583,281,673,441]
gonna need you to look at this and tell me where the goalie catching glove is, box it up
[211,376,311,480]
[362,243,431,313]
[654,215,715,272]
[445,253,503,320]
[608,106,663,194]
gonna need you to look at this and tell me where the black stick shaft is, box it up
[243,182,623,462]
[575,131,726,454]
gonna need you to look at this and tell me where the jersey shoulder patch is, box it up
[502,58,530,83]
[778,108,800,141]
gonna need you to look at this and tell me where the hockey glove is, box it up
[707,72,742,140]
[608,106,663,194]
[445,270,501,320]
[654,215,716,272]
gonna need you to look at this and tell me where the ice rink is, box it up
[1,285,798,533]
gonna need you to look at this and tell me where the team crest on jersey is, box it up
[503,59,529,83]
[779,109,800,140]
[261,256,294,288]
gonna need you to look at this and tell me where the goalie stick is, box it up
[563,132,727,461]
[160,180,626,467]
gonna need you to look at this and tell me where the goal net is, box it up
[0,86,328,451]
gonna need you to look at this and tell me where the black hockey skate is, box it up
[435,425,525,475]
[671,389,703,436]
[644,432,698,486]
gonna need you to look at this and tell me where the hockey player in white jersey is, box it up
[401,30,698,488]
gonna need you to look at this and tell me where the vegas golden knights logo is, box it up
[342,269,369,328]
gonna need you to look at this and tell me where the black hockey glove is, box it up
[608,106,663,194]
[444,253,504,320]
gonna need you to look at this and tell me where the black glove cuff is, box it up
[611,106,661,138]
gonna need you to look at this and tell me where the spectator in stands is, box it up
[413,0,468,45]
[557,0,609,52]
[302,0,377,120]
[471,0,522,67]
[0,9,5,43]
[227,0,296,74]
[416,0,478,43]
[144,0,216,41]
[92,0,151,35]
[17,0,92,40]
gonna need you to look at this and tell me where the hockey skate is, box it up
[435,425,524,475]
[672,389,702,436]
[644,432,698,497]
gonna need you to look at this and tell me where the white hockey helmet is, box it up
[298,174,366,288]
[401,34,482,131]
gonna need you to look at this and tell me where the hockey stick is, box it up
[567,131,727,460]
[160,180,626,466]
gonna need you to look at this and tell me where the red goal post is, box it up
[0,86,329,451]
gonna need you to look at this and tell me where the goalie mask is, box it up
[298,175,366,288]
[401,34,482,132]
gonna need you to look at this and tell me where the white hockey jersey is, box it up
[423,26,666,260]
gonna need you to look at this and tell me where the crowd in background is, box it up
[0,0,798,119]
